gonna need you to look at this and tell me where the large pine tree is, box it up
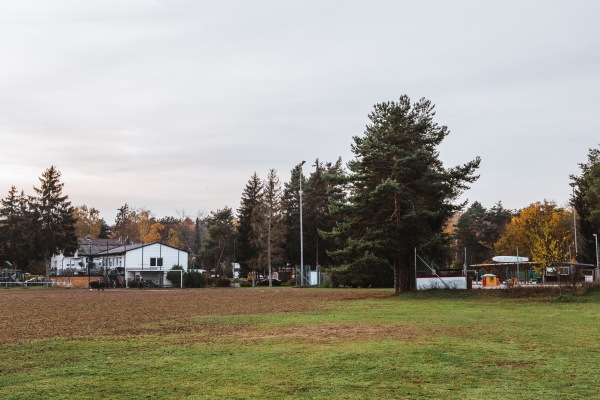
[30,166,78,277]
[328,96,480,292]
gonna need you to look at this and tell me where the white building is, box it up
[106,242,189,287]
[51,239,189,288]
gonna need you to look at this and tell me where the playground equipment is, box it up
[481,274,499,287]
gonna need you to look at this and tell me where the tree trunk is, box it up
[397,255,416,292]
[393,264,401,294]
[45,257,51,279]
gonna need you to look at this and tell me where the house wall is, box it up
[125,244,189,271]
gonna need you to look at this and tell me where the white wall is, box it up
[417,277,467,290]
[125,244,189,271]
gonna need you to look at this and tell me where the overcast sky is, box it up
[1,0,599,224]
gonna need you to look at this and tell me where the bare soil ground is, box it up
[0,287,391,344]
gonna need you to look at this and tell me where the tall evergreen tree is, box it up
[98,218,111,239]
[0,186,31,268]
[571,145,600,264]
[254,169,286,286]
[304,158,347,269]
[285,159,347,272]
[194,217,202,258]
[453,201,511,265]
[30,166,78,277]
[327,96,480,292]
[283,165,303,268]
[201,207,236,277]
[237,172,263,277]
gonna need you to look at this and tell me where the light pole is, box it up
[594,233,599,282]
[85,238,92,288]
[299,160,305,286]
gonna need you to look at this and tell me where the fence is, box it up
[415,252,466,290]
[1,281,54,288]
[295,265,327,287]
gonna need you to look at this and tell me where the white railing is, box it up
[1,281,54,288]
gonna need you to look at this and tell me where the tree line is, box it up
[1,95,599,292]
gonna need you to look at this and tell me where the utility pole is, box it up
[571,183,578,260]
[594,233,599,282]
[299,160,305,286]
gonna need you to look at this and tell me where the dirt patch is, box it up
[0,287,390,344]
[234,322,487,345]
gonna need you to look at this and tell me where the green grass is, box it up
[2,289,600,399]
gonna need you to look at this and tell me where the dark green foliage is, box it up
[199,207,236,277]
[284,159,347,270]
[167,265,184,286]
[215,278,231,287]
[184,270,206,288]
[30,166,78,277]
[0,186,31,269]
[194,217,202,258]
[327,96,480,292]
[98,218,111,239]
[283,165,303,267]
[255,169,286,285]
[328,262,394,288]
[453,201,512,265]
[236,173,263,277]
[571,145,600,264]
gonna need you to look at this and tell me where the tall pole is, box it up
[516,246,520,284]
[594,233,599,282]
[463,247,467,276]
[124,239,128,288]
[299,160,306,286]
[571,183,578,260]
[86,238,92,288]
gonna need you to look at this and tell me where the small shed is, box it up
[481,274,499,287]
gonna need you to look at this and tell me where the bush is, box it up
[216,278,231,287]
[167,265,185,287]
[184,271,206,288]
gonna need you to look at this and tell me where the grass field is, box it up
[1,287,599,399]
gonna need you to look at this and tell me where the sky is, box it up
[1,0,599,224]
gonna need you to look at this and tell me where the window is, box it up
[150,258,163,267]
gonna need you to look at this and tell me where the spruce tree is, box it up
[282,165,303,268]
[254,169,286,286]
[30,166,78,277]
[304,158,346,269]
[237,172,263,277]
